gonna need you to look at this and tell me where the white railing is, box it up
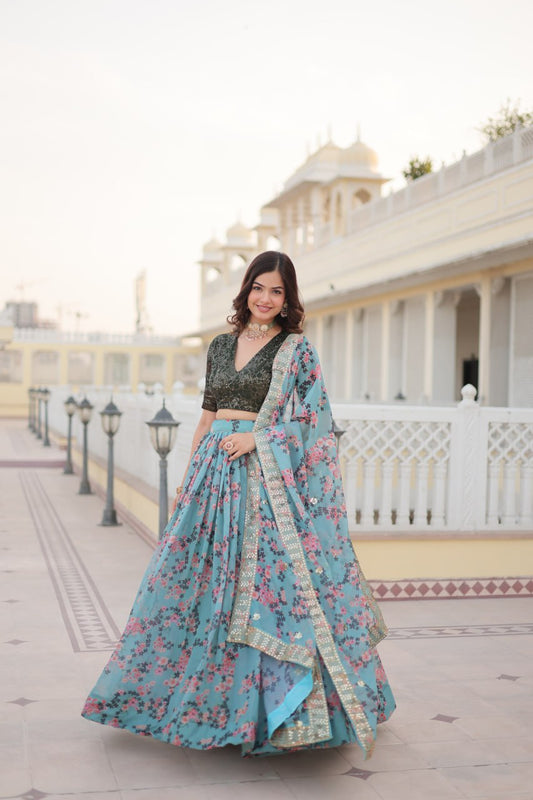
[347,124,533,236]
[48,386,201,496]
[47,384,533,533]
[333,385,533,532]
[14,329,181,346]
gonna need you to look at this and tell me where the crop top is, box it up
[202,331,290,414]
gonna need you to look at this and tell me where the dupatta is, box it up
[227,333,388,756]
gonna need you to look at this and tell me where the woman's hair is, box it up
[227,251,305,334]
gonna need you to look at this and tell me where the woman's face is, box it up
[247,270,286,326]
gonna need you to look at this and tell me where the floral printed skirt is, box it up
[82,420,395,756]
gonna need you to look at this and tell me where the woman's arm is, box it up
[188,408,217,465]
[173,409,216,506]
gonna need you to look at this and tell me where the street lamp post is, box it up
[36,388,43,439]
[63,396,77,475]
[77,397,93,495]
[146,400,180,539]
[41,387,51,447]
[99,399,122,526]
[332,419,346,449]
[32,387,38,432]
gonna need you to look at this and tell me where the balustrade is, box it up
[334,389,533,532]
[46,384,533,533]
[345,124,533,242]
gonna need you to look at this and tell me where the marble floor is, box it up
[1,419,532,800]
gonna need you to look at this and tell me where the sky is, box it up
[1,0,533,337]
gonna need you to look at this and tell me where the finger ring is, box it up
[225,442,233,451]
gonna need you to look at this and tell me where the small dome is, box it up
[307,140,342,165]
[202,237,222,253]
[342,139,379,170]
[226,221,253,242]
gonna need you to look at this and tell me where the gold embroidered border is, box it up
[352,551,388,647]
[272,659,331,748]
[253,334,376,757]
[227,453,261,635]
[227,426,312,669]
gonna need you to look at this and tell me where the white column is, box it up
[361,310,369,398]
[478,276,491,404]
[315,315,324,362]
[380,301,390,402]
[424,291,435,402]
[344,311,354,401]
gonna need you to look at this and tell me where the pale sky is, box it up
[1,0,532,336]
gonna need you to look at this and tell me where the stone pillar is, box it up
[489,277,510,406]
[389,300,404,401]
[424,291,435,402]
[344,311,354,402]
[433,291,457,404]
[380,300,390,402]
[314,315,324,361]
[478,276,492,404]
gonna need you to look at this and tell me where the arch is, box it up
[205,266,221,284]
[353,188,372,207]
[230,253,247,272]
[265,234,281,250]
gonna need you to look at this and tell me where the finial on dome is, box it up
[327,123,333,141]
[357,123,362,142]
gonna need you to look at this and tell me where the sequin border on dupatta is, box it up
[253,334,376,756]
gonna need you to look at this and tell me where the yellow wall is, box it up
[354,535,533,581]
[1,338,200,417]
[71,448,159,540]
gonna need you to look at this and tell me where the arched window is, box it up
[230,254,246,272]
[353,188,371,207]
[265,234,281,250]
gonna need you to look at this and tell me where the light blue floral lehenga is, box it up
[82,334,395,757]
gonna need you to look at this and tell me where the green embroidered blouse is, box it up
[202,331,289,413]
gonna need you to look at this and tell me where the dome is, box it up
[202,237,222,253]
[226,221,253,241]
[307,140,342,166]
[342,138,379,171]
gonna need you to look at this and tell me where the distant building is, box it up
[0,328,202,417]
[196,127,533,407]
[4,301,39,328]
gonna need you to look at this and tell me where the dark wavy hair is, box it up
[227,251,305,334]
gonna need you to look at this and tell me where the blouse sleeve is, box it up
[201,339,217,412]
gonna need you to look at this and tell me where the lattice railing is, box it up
[486,422,533,527]
[47,385,533,533]
[337,418,452,529]
[333,391,533,531]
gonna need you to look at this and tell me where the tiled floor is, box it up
[1,419,532,800]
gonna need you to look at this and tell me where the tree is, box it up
[478,99,533,143]
[402,156,433,182]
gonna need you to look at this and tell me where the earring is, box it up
[280,304,288,318]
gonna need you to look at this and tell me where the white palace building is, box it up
[197,126,533,408]
[31,126,533,596]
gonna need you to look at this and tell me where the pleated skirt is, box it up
[82,420,395,755]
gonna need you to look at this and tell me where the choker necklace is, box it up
[244,320,276,341]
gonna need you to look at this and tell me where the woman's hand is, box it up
[169,486,183,516]
[219,432,256,461]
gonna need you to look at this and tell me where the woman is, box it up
[82,251,395,757]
